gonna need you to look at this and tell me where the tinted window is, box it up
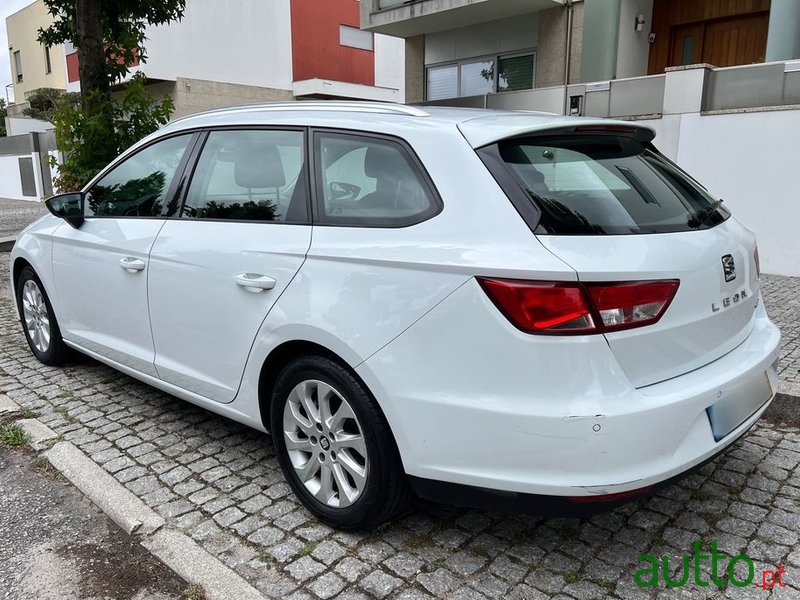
[316,133,438,226]
[182,130,308,222]
[86,135,191,217]
[497,135,729,235]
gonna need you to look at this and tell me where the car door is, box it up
[147,128,312,402]
[51,133,197,377]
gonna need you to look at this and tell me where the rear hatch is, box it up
[479,127,759,388]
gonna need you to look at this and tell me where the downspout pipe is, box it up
[563,0,574,115]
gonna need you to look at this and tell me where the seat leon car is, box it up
[11,102,780,529]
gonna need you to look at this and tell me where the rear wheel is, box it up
[270,355,410,530]
[16,266,71,366]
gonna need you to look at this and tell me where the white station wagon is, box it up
[11,102,780,529]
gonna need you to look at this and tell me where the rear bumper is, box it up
[358,281,781,497]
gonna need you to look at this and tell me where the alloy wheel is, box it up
[21,279,51,354]
[282,379,368,508]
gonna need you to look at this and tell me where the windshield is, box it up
[497,135,729,235]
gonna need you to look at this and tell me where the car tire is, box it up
[16,266,71,366]
[270,355,410,530]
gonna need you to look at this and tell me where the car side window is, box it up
[85,134,192,217]
[182,130,308,223]
[315,132,439,226]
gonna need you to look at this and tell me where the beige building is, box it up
[6,0,67,102]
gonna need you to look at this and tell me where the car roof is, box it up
[155,101,656,149]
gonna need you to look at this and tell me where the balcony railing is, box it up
[420,60,800,119]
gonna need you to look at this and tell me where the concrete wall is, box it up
[638,110,800,277]
[0,155,32,200]
[6,116,52,136]
[536,2,583,87]
[616,0,654,79]
[404,36,425,103]
[160,79,293,119]
[424,12,539,65]
[374,34,406,97]
[6,0,68,101]
[134,0,294,91]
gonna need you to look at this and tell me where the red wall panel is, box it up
[66,51,79,83]
[291,0,374,86]
[65,48,140,84]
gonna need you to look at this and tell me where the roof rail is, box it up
[171,101,430,124]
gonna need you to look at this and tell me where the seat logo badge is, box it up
[721,255,736,282]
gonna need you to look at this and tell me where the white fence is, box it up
[0,131,56,201]
[422,61,800,277]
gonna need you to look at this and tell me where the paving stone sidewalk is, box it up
[0,197,48,239]
[1,251,799,599]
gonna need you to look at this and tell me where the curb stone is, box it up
[44,441,166,536]
[143,529,268,600]
[0,394,20,414]
[17,418,58,450]
[33,437,268,599]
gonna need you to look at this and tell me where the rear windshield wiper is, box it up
[688,198,724,228]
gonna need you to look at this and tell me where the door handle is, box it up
[235,273,277,293]
[120,257,146,273]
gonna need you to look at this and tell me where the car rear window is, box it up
[495,134,729,235]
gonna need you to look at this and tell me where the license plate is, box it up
[706,371,773,442]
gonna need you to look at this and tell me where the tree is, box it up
[37,0,185,179]
[22,88,66,123]
[52,72,174,192]
[0,99,7,137]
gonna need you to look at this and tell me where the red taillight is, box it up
[585,280,680,332]
[477,278,679,335]
[477,279,595,333]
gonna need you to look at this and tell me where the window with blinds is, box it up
[426,64,458,101]
[425,52,535,101]
[498,54,535,92]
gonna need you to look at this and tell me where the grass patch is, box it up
[703,512,722,529]
[693,489,712,501]
[469,546,490,559]
[405,533,434,549]
[298,542,318,557]
[594,578,615,590]
[0,424,30,449]
[182,585,206,600]
[20,408,38,419]
[54,406,76,423]
[564,571,583,584]
[34,457,65,480]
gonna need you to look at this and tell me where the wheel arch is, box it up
[256,340,399,451]
[12,256,34,291]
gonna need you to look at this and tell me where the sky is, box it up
[1,0,37,104]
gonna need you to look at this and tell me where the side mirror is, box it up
[45,192,85,229]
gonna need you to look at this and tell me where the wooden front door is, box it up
[702,14,769,67]
[671,24,705,66]
[649,0,772,74]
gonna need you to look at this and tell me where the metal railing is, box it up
[421,60,800,118]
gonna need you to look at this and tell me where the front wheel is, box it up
[270,355,410,530]
[16,266,71,366]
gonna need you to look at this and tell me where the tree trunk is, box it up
[75,0,115,168]
[75,0,108,105]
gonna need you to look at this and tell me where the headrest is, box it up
[364,144,409,179]
[234,141,285,189]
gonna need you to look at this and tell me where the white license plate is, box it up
[706,371,773,442]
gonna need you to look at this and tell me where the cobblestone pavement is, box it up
[0,197,49,239]
[1,251,799,599]
[762,275,800,388]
